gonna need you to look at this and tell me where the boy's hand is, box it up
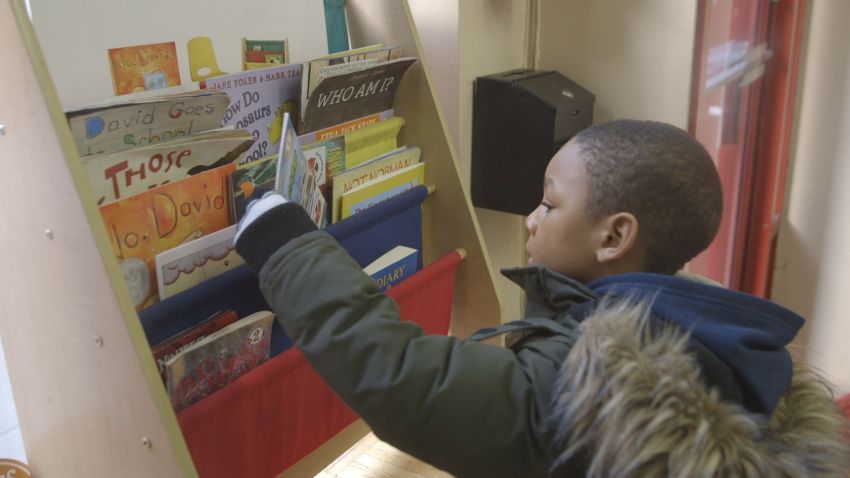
[235,191,289,244]
[233,191,318,273]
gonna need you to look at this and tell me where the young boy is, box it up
[234,120,848,477]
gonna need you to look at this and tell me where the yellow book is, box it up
[339,162,425,220]
[344,116,405,169]
[331,146,421,223]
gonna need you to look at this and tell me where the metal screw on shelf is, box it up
[44,229,54,240]
[142,437,152,449]
[93,335,103,347]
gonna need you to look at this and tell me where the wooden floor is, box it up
[317,432,453,478]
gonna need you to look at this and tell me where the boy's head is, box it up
[525,119,722,282]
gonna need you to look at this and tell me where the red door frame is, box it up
[688,0,807,296]
[740,0,807,297]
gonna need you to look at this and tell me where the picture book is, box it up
[66,88,229,157]
[151,309,239,383]
[301,45,403,120]
[99,162,235,310]
[108,42,181,95]
[302,57,417,133]
[165,310,274,411]
[294,113,404,205]
[363,245,419,292]
[302,135,345,189]
[275,113,327,227]
[203,63,303,166]
[298,109,395,145]
[331,146,421,223]
[82,128,253,206]
[228,155,277,222]
[154,225,244,301]
[242,38,289,70]
[339,162,425,220]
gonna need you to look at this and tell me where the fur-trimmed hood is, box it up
[589,273,805,414]
[549,299,850,477]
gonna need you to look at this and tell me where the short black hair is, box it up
[573,119,723,275]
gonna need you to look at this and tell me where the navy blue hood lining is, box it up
[588,273,805,415]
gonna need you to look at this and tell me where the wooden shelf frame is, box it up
[0,1,501,476]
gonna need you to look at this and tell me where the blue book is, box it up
[363,245,419,292]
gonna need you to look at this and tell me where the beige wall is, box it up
[535,0,697,127]
[410,0,526,323]
[408,0,460,151]
[29,0,328,109]
[459,0,532,322]
[417,1,699,323]
[772,1,850,394]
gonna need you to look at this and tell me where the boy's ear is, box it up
[595,212,640,264]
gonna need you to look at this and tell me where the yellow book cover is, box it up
[344,116,405,169]
[339,162,425,220]
[331,146,421,223]
[108,42,181,95]
[99,163,235,310]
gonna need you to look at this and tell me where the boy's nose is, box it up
[526,207,539,235]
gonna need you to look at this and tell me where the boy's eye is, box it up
[540,201,553,213]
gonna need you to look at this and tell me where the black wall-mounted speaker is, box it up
[472,70,594,216]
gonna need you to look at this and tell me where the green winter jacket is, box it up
[259,242,587,476]
[236,202,850,478]
[235,202,593,477]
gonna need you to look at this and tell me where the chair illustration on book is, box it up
[187,36,227,82]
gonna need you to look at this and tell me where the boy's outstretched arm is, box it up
[234,193,565,478]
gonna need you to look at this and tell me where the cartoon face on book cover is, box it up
[99,163,235,310]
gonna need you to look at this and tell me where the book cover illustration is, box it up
[66,88,230,157]
[302,57,417,134]
[203,63,303,166]
[151,309,239,383]
[340,162,425,220]
[242,38,289,70]
[302,135,346,191]
[301,136,343,207]
[363,245,419,292]
[332,146,421,222]
[274,113,327,227]
[108,42,181,95]
[99,162,235,310]
[228,155,277,222]
[301,45,404,120]
[166,310,274,411]
[82,128,253,206]
[154,225,244,301]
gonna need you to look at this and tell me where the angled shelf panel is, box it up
[1,0,501,476]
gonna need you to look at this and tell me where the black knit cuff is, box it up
[235,202,318,272]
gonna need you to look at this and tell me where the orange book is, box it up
[108,42,181,95]
[99,163,235,310]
